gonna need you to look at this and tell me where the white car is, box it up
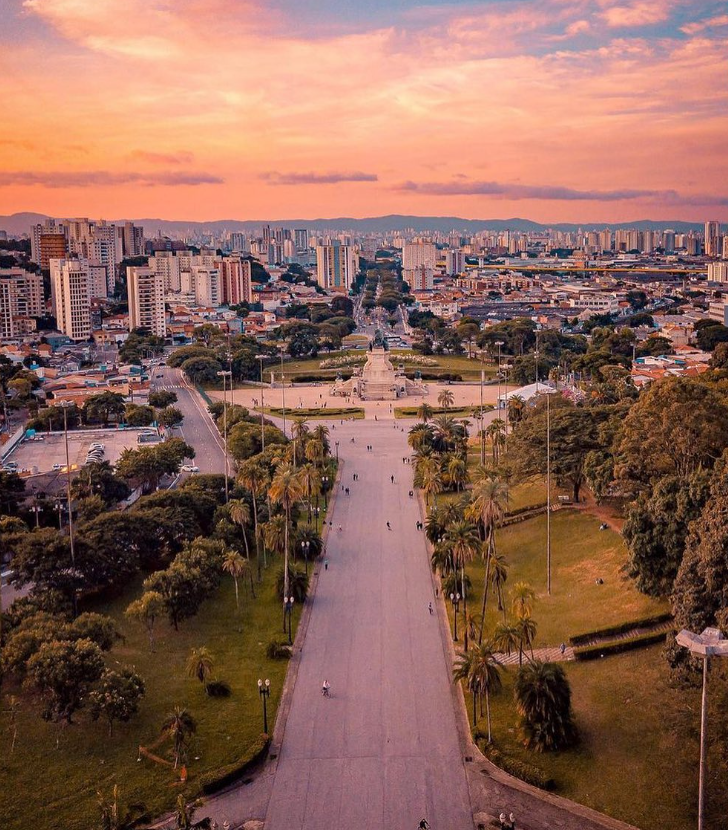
[181,464,199,473]
[89,443,105,450]
[52,463,65,471]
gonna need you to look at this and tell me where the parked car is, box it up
[181,464,199,473]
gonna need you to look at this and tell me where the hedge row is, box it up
[267,407,363,418]
[573,630,670,662]
[569,612,673,647]
[481,744,555,791]
[405,371,463,381]
[199,734,271,795]
[504,502,548,518]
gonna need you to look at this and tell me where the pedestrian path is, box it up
[495,645,575,665]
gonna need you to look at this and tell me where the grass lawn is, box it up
[395,406,488,419]
[465,645,711,830]
[0,563,298,830]
[452,510,667,646]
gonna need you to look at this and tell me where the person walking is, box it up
[324,559,329,570]
[386,521,392,530]
[391,475,395,484]
[428,602,433,615]
[509,813,516,829]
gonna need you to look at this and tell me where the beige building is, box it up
[216,256,253,305]
[127,266,166,337]
[50,258,92,341]
[0,269,44,339]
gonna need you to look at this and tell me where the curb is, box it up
[416,491,642,830]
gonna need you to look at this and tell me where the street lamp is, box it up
[301,540,310,577]
[283,595,295,644]
[279,351,287,439]
[676,627,728,830]
[449,592,461,641]
[256,355,266,452]
[495,340,504,439]
[322,475,329,508]
[335,441,339,463]
[313,506,320,532]
[216,370,232,503]
[55,401,77,616]
[30,503,42,529]
[257,678,271,734]
[54,500,64,529]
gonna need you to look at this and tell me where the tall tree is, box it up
[89,668,146,736]
[514,661,578,752]
[269,464,305,599]
[160,707,196,769]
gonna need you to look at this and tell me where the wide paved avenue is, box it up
[265,417,474,830]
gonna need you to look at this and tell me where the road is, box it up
[151,366,227,476]
[264,417,474,830]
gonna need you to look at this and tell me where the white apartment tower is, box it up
[402,242,437,271]
[50,258,92,341]
[316,243,358,290]
[127,266,166,337]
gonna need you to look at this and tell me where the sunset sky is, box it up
[1,0,727,223]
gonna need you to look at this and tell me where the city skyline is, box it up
[2,0,728,222]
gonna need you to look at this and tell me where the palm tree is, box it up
[186,647,214,691]
[490,551,509,620]
[290,420,310,466]
[493,620,520,659]
[414,455,443,508]
[417,402,434,423]
[507,394,526,427]
[304,437,325,469]
[446,456,469,492]
[228,499,251,558]
[514,660,578,752]
[511,581,536,620]
[263,515,287,560]
[238,459,269,578]
[485,419,506,464]
[96,785,148,830]
[268,463,304,600]
[298,463,321,523]
[160,707,196,769]
[172,794,207,830]
[437,388,455,410]
[311,423,330,454]
[467,476,509,642]
[276,565,308,603]
[516,615,538,664]
[222,550,249,611]
[408,423,434,453]
[444,519,480,647]
[453,642,502,741]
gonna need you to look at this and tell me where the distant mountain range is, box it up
[0,211,706,236]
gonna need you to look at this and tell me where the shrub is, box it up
[198,735,270,794]
[481,744,555,791]
[573,630,671,661]
[266,640,292,660]
[569,613,673,647]
[205,679,232,697]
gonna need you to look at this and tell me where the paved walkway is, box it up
[198,414,640,830]
[495,646,575,666]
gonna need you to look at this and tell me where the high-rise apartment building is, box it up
[707,262,728,283]
[406,265,434,291]
[50,258,92,341]
[216,257,252,306]
[445,250,464,276]
[230,232,247,253]
[705,221,721,257]
[149,252,182,293]
[30,221,68,270]
[127,266,166,337]
[316,243,358,290]
[122,222,145,257]
[402,242,437,271]
[294,229,309,250]
[0,269,44,339]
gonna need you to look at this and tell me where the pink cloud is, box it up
[129,150,195,165]
[261,171,378,185]
[0,170,223,188]
[681,14,728,35]
[598,1,673,28]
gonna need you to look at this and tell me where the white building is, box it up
[127,266,166,337]
[402,242,437,271]
[315,243,358,290]
[50,258,92,341]
[705,221,721,257]
[708,261,728,283]
[0,268,44,339]
[445,250,464,276]
[149,252,182,293]
[568,293,619,313]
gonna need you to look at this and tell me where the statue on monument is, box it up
[372,328,388,350]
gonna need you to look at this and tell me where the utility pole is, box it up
[256,355,266,452]
[479,348,485,466]
[280,352,287,438]
[216,370,232,502]
[58,401,77,616]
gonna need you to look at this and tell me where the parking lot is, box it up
[3,428,157,475]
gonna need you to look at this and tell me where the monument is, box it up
[332,330,427,401]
